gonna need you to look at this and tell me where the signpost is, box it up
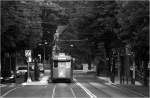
[25,50,32,83]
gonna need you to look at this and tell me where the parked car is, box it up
[16,66,34,78]
[1,71,15,83]
[16,66,27,77]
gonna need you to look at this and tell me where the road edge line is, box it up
[1,86,23,97]
[70,87,76,98]
[52,85,56,98]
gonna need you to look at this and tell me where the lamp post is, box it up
[38,41,48,69]
[70,44,74,56]
[44,41,48,67]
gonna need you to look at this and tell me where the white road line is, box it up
[74,79,97,98]
[70,87,76,98]
[52,85,56,98]
[9,83,16,87]
[1,86,23,97]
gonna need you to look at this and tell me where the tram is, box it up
[51,53,73,82]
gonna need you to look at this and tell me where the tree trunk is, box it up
[111,56,115,83]
[88,55,91,70]
[108,56,111,77]
[96,63,100,76]
[120,55,125,84]
[143,60,149,86]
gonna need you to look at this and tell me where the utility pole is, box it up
[10,54,11,72]
[44,41,48,68]
[38,41,48,69]
[44,45,46,68]
[117,48,121,84]
[25,50,32,83]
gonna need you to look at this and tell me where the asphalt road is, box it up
[1,71,146,98]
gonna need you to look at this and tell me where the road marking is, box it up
[70,87,76,98]
[52,85,56,98]
[9,83,16,87]
[89,82,106,88]
[1,86,23,97]
[74,78,97,98]
[43,85,48,88]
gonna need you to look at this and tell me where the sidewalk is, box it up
[97,75,149,97]
[73,69,95,74]
[22,70,50,85]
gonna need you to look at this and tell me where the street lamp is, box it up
[38,41,48,68]
[70,44,74,56]
[70,44,74,47]
[44,41,48,67]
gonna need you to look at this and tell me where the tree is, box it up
[1,1,43,52]
[54,1,120,71]
[1,0,43,76]
[33,1,69,61]
[116,0,149,85]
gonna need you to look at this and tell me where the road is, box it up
[1,71,146,98]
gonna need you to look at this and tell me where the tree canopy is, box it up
[52,1,149,66]
[1,1,43,52]
[116,0,149,61]
[54,1,120,63]
[2,0,149,64]
[1,0,68,53]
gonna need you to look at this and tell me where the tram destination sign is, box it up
[25,50,32,62]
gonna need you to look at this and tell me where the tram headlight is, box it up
[59,68,65,77]
[59,71,65,77]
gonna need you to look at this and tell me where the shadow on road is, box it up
[48,79,74,83]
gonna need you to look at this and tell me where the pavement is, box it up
[21,70,50,85]
[97,74,149,97]
[69,69,149,97]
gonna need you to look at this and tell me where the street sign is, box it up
[25,50,31,57]
[28,56,32,62]
[25,50,32,82]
